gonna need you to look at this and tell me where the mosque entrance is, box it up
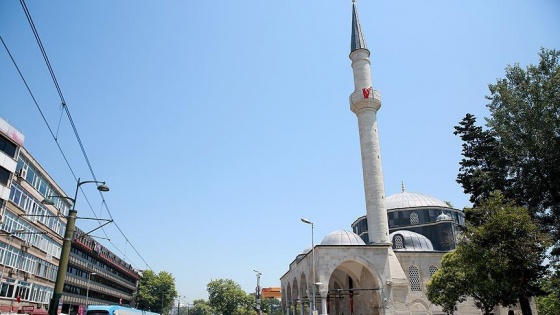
[322,260,383,315]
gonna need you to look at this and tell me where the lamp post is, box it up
[300,218,315,314]
[176,296,185,315]
[253,270,262,315]
[44,178,109,315]
[85,272,96,306]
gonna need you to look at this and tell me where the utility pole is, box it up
[253,270,262,315]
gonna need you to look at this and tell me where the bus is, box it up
[85,305,160,315]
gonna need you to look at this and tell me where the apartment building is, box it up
[0,118,140,315]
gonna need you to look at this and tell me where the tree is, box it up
[454,48,560,242]
[233,293,255,315]
[485,48,560,235]
[454,48,560,314]
[465,192,550,314]
[427,192,551,315]
[426,252,467,314]
[188,299,214,315]
[207,279,251,315]
[453,113,509,211]
[260,298,281,315]
[536,258,560,315]
[136,270,178,314]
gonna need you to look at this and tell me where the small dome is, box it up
[302,246,312,254]
[320,230,366,246]
[390,230,434,251]
[386,191,449,210]
[436,212,453,222]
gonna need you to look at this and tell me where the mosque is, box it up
[279,3,524,315]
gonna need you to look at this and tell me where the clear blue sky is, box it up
[1,0,559,304]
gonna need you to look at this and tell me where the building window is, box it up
[0,166,9,186]
[429,265,438,277]
[0,134,17,158]
[409,266,421,291]
[410,212,419,225]
[393,235,404,249]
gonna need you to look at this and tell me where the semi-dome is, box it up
[386,191,449,210]
[389,230,434,251]
[320,230,366,246]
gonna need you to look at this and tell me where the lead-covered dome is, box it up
[320,230,365,246]
[389,230,434,251]
[386,191,449,210]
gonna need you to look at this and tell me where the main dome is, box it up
[320,230,365,246]
[386,191,449,210]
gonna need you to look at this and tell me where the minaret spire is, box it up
[351,1,368,53]
[349,2,390,244]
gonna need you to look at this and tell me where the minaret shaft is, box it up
[353,104,389,244]
[349,23,390,244]
[351,54,373,89]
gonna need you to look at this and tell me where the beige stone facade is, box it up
[281,3,536,315]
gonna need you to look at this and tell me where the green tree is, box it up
[426,251,467,314]
[485,48,560,236]
[232,292,255,315]
[427,192,550,315]
[136,270,178,314]
[454,48,560,243]
[454,48,560,314]
[188,299,214,315]
[536,258,560,315]
[454,113,509,211]
[207,279,250,315]
[260,298,281,315]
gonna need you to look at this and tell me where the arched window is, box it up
[393,235,404,249]
[429,265,438,277]
[410,212,419,225]
[408,266,421,291]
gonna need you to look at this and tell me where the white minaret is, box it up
[349,1,390,244]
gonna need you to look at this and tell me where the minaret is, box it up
[349,1,390,244]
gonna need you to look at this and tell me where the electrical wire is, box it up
[13,0,153,271]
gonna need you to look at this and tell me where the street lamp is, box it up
[300,218,316,314]
[44,178,109,315]
[176,296,185,315]
[86,272,96,306]
[253,270,262,315]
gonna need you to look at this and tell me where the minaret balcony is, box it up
[350,87,381,113]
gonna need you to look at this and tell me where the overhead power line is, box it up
[6,0,153,271]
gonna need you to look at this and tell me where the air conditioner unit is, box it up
[14,168,26,179]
